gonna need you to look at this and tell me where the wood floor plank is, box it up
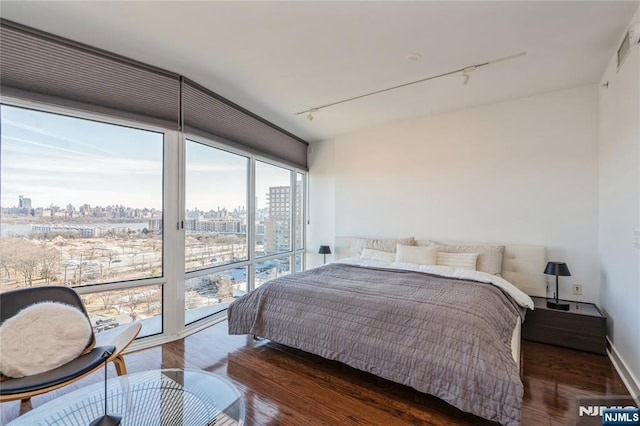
[0,320,632,425]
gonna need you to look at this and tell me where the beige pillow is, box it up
[395,244,438,265]
[356,237,415,256]
[437,252,479,270]
[0,302,92,378]
[361,248,396,262]
[429,241,504,275]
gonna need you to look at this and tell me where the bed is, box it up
[228,237,546,425]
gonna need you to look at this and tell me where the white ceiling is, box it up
[1,1,637,142]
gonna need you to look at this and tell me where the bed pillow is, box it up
[0,302,93,378]
[429,241,505,275]
[356,237,415,256]
[360,248,396,263]
[436,252,479,271]
[395,244,438,265]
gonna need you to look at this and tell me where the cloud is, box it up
[2,118,114,156]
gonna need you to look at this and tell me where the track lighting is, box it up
[296,52,526,119]
[307,108,317,121]
[461,66,476,85]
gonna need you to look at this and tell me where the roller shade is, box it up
[182,79,308,170]
[0,19,308,168]
[0,20,181,129]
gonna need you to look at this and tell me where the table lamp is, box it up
[544,261,571,310]
[318,245,331,264]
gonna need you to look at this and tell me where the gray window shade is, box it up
[0,20,181,129]
[183,79,308,170]
[0,20,308,168]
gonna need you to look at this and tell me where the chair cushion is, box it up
[0,346,115,395]
[0,302,92,378]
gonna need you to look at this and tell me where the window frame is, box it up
[0,96,176,341]
[0,96,308,348]
[182,132,307,324]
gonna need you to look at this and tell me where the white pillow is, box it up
[360,248,396,263]
[437,252,479,271]
[355,237,415,256]
[429,241,504,275]
[0,302,93,378]
[395,244,438,265]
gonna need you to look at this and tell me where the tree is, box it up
[39,245,60,284]
[217,277,233,301]
[0,237,20,280]
[140,289,158,313]
[98,292,116,311]
[122,289,141,321]
[103,248,116,269]
[13,241,40,287]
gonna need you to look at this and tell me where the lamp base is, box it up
[546,300,570,311]
[89,415,121,426]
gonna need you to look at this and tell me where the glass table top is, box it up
[9,369,244,426]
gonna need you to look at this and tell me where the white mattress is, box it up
[511,317,521,368]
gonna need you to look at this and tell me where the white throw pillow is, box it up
[395,244,438,265]
[0,302,93,378]
[437,252,479,271]
[360,248,396,263]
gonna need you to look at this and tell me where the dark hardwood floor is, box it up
[1,320,631,425]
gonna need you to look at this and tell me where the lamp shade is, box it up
[318,245,332,255]
[544,261,571,277]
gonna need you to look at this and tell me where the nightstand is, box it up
[522,296,607,355]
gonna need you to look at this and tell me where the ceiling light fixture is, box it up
[461,66,476,85]
[306,108,317,121]
[296,52,526,119]
[405,53,422,62]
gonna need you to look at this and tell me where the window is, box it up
[185,141,248,273]
[81,284,162,338]
[255,161,292,257]
[184,140,249,324]
[1,102,307,341]
[0,104,164,337]
[184,268,247,325]
[295,172,305,253]
[255,258,291,288]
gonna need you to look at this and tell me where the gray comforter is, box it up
[228,263,525,425]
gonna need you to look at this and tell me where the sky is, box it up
[1,105,299,212]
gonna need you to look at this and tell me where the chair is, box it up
[0,286,141,403]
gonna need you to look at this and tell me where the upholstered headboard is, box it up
[334,237,547,297]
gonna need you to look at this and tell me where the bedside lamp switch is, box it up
[572,284,582,295]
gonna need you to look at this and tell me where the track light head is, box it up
[307,108,318,121]
[461,66,476,85]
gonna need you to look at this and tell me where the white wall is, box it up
[308,85,600,301]
[599,6,640,398]
[306,139,336,269]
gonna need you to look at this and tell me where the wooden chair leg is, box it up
[112,355,127,376]
[19,398,32,415]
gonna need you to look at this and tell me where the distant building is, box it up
[264,184,301,253]
[148,218,163,232]
[31,225,101,238]
[18,195,32,210]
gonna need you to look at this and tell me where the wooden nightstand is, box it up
[522,296,607,355]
